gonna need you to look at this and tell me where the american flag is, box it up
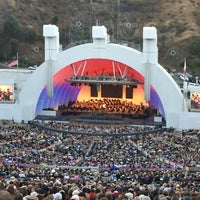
[8,59,18,68]
[8,53,19,68]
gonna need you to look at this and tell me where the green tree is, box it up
[52,16,59,25]
[2,16,20,39]
[23,27,37,44]
[188,37,200,56]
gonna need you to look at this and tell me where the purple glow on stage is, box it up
[150,87,165,118]
[36,82,81,113]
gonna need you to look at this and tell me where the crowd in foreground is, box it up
[0,120,199,200]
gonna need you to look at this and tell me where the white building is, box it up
[0,24,200,130]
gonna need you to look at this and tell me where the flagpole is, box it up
[182,58,187,111]
[16,52,19,104]
[183,57,186,92]
[17,52,19,69]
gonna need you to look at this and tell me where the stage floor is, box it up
[36,111,166,127]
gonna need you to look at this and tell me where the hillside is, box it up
[0,0,200,75]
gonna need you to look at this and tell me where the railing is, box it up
[29,120,166,136]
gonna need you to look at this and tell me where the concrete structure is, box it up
[0,24,200,130]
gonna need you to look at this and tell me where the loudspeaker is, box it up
[187,91,190,98]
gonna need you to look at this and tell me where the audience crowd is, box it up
[191,92,200,110]
[0,88,13,102]
[0,120,199,200]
